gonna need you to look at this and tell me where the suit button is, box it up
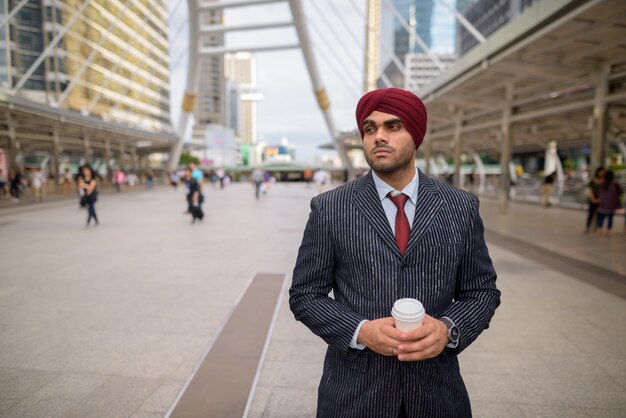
[401,264,409,271]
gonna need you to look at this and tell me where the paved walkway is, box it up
[0,182,624,417]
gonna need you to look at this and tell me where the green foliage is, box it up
[179,151,199,166]
[562,159,576,170]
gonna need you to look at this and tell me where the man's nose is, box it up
[374,127,388,143]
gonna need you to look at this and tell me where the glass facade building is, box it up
[457,0,542,56]
[0,0,171,133]
[380,0,435,87]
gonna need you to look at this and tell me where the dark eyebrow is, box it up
[362,119,376,127]
[383,118,402,127]
[362,118,403,128]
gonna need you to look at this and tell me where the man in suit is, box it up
[289,88,500,418]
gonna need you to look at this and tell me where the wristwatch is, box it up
[440,317,459,348]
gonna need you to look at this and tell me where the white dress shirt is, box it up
[349,168,419,349]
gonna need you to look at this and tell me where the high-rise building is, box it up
[405,52,455,92]
[380,0,435,87]
[0,0,171,133]
[364,0,381,92]
[224,52,262,145]
[194,0,226,134]
[457,0,541,56]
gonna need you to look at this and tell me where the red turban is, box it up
[355,88,427,149]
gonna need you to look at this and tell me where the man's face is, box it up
[362,111,417,174]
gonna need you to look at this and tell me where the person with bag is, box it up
[596,170,623,236]
[583,166,604,234]
[184,167,204,223]
[78,165,99,227]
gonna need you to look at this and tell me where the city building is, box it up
[366,0,455,91]
[224,52,263,165]
[364,0,381,92]
[194,0,226,137]
[0,0,171,133]
[261,137,295,163]
[405,52,455,92]
[457,0,541,56]
[379,0,436,87]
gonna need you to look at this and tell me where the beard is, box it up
[364,145,416,174]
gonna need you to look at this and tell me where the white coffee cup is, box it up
[391,298,425,331]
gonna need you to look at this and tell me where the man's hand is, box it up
[357,317,404,356]
[396,315,448,361]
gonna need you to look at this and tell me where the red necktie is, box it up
[388,193,410,255]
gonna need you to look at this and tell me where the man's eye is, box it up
[364,127,376,134]
[389,124,400,130]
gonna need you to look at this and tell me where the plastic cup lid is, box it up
[392,298,425,319]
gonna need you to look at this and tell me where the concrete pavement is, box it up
[0,182,624,417]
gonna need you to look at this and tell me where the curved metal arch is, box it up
[167,0,356,178]
[167,0,200,172]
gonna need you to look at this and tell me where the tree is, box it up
[179,151,199,166]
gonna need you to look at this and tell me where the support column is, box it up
[51,125,61,191]
[452,111,463,188]
[118,142,125,171]
[499,84,514,213]
[104,138,112,184]
[83,130,91,165]
[289,0,354,180]
[590,65,610,171]
[131,143,139,172]
[168,0,200,172]
[423,130,432,175]
[7,114,20,170]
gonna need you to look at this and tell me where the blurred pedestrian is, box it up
[168,171,179,189]
[542,171,555,207]
[114,169,125,192]
[30,167,46,202]
[62,168,73,196]
[251,167,265,200]
[9,168,21,202]
[313,169,328,194]
[184,167,203,223]
[583,166,604,234]
[0,167,6,198]
[596,170,623,236]
[216,167,225,189]
[190,162,204,184]
[126,172,138,190]
[145,170,154,189]
[78,165,99,227]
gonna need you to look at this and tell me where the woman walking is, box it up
[78,166,99,227]
[583,166,604,233]
[596,170,623,236]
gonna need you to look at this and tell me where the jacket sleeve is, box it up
[441,196,501,353]
[289,196,366,357]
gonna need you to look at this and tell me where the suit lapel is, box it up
[404,170,444,256]
[352,172,402,258]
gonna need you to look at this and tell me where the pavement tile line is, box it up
[485,229,626,299]
[242,274,289,418]
[166,273,286,418]
[164,272,257,418]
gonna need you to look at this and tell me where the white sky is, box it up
[167,0,455,163]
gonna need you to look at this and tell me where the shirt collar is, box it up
[371,168,419,205]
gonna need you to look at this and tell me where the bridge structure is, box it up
[1,0,624,202]
[0,0,358,181]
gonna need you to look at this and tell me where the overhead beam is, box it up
[200,21,293,33]
[199,43,300,56]
[198,0,285,11]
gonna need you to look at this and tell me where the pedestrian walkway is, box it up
[0,182,624,417]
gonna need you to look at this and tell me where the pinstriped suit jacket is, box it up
[289,170,500,418]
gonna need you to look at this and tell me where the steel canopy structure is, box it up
[169,0,355,178]
[416,0,626,208]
